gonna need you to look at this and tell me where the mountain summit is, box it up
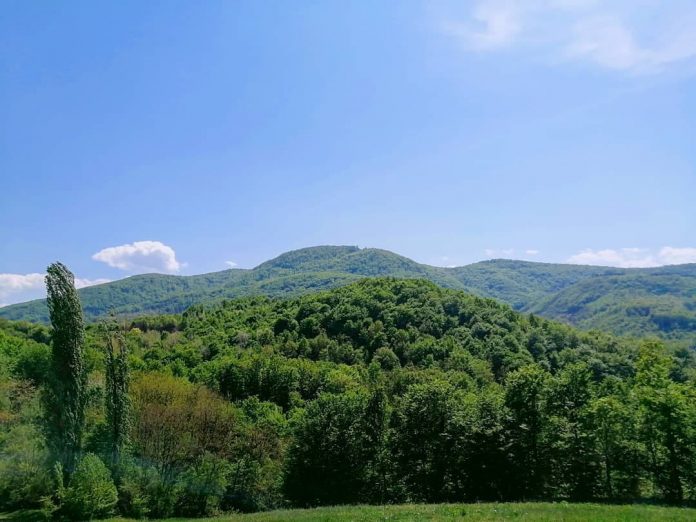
[1,246,695,344]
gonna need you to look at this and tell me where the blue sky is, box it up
[1,0,695,305]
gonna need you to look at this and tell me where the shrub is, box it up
[117,461,175,519]
[61,454,118,520]
[0,424,52,510]
[176,453,231,516]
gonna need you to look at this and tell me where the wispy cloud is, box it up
[568,15,696,72]
[567,247,696,267]
[440,0,696,73]
[75,277,112,289]
[225,260,238,268]
[0,273,111,307]
[444,0,523,51]
[484,248,541,259]
[93,240,182,274]
[484,248,516,258]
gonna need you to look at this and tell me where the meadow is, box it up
[106,503,696,522]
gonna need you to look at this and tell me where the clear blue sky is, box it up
[1,0,695,305]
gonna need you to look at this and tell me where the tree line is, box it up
[0,270,695,519]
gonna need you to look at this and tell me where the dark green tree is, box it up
[390,380,457,502]
[635,344,694,502]
[546,363,599,500]
[588,393,640,499]
[44,262,87,478]
[362,386,391,503]
[101,321,131,473]
[283,392,371,506]
[504,364,550,499]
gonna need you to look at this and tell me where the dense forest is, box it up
[2,246,695,346]
[1,265,696,519]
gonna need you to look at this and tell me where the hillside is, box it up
[1,246,695,344]
[3,277,695,516]
[527,269,696,339]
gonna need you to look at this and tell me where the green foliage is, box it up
[61,454,118,520]
[2,276,696,517]
[175,453,232,517]
[43,262,87,477]
[528,270,696,342]
[100,323,130,471]
[504,364,550,499]
[283,392,376,506]
[117,462,174,519]
[390,380,460,502]
[634,344,695,501]
[3,246,694,345]
[0,424,51,510]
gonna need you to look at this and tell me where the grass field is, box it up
[5,503,696,521]
[98,503,696,522]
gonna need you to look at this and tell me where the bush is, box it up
[175,453,231,516]
[117,462,175,519]
[61,454,118,520]
[0,424,52,510]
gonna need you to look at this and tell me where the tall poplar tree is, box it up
[101,321,130,473]
[44,262,87,479]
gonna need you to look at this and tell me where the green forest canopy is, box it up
[2,277,696,518]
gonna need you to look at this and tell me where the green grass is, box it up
[5,503,696,521]
[102,503,696,521]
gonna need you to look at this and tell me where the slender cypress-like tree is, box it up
[101,321,130,473]
[44,262,87,479]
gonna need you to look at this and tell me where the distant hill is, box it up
[1,245,695,344]
[526,266,696,341]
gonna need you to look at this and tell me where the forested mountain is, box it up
[3,278,696,517]
[1,246,695,345]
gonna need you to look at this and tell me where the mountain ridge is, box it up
[1,245,695,344]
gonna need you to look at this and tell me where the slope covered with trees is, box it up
[2,275,696,519]
[527,268,696,340]
[1,246,695,345]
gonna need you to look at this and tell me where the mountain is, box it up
[7,278,694,512]
[1,245,695,344]
[0,247,461,323]
[526,265,696,340]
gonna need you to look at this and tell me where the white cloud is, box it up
[75,278,112,289]
[444,0,523,51]
[0,273,112,307]
[225,260,238,268]
[484,248,515,258]
[659,247,696,265]
[441,0,696,73]
[0,273,45,305]
[567,247,696,267]
[93,241,182,274]
[525,249,540,255]
[567,15,696,72]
